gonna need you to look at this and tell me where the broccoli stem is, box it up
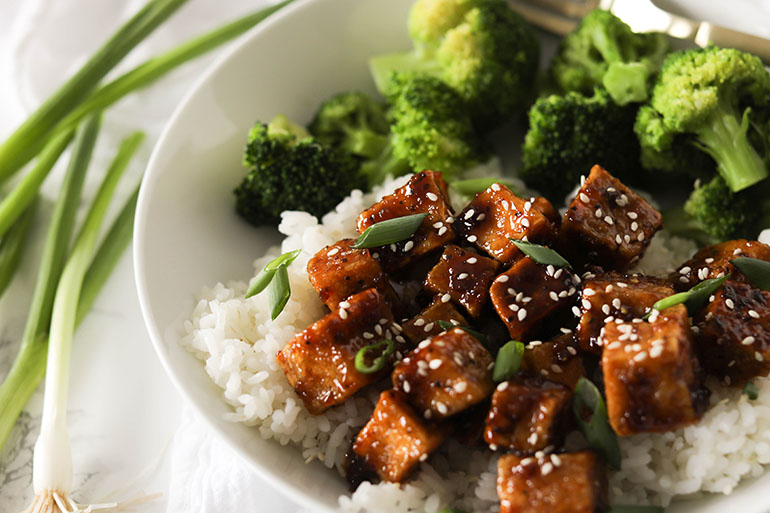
[360,141,411,188]
[696,99,768,192]
[343,130,390,160]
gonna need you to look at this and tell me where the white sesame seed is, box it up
[419,453,429,462]
[705,257,715,264]
[436,402,448,415]
[327,248,340,256]
[441,293,451,303]
[390,243,397,252]
[396,335,406,344]
[581,175,586,185]
[679,276,690,283]
[404,240,415,252]
[467,235,478,242]
[509,304,519,311]
[424,409,432,419]
[516,292,524,302]
[582,299,592,310]
[432,221,443,229]
[372,253,379,259]
[734,248,743,255]
[559,290,568,298]
[579,192,590,203]
[339,309,348,319]
[742,336,756,345]
[584,288,595,296]
[403,381,411,393]
[612,298,622,309]
[375,324,383,335]
[414,318,425,327]
[491,183,501,192]
[551,364,563,374]
[680,267,691,275]
[595,208,602,218]
[607,187,616,192]
[572,306,581,317]
[615,235,623,245]
[467,257,478,264]
[637,232,645,242]
[546,264,555,277]
[426,192,438,202]
[450,319,460,326]
[541,462,554,476]
[521,218,531,228]
[497,381,509,392]
[438,226,448,236]
[477,213,486,222]
[489,443,498,451]
[616,282,628,288]
[756,352,764,362]
[424,322,435,332]
[633,351,648,362]
[363,332,374,340]
[529,433,540,446]
[604,216,614,225]
[520,457,535,466]
[631,221,639,231]
[454,381,467,393]
[567,346,578,356]
[624,235,631,244]
[446,216,455,224]
[627,212,638,219]
[649,345,664,358]
[464,209,475,220]
[380,318,389,325]
[501,200,509,210]
[602,304,611,315]
[550,291,559,301]
[607,341,622,350]
[458,272,469,280]
[726,299,735,310]
[497,275,509,283]
[749,310,760,319]
[429,359,443,369]
[560,328,572,334]
[554,268,563,279]
[729,360,736,367]
[518,309,528,321]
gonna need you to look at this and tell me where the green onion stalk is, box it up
[26,133,143,512]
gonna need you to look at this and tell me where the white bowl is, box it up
[133,0,770,511]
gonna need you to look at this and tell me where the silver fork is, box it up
[509,0,770,63]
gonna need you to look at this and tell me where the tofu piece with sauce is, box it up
[693,280,770,386]
[489,257,578,340]
[307,238,399,311]
[401,296,469,344]
[392,328,494,420]
[455,183,556,266]
[424,244,501,318]
[522,333,585,389]
[484,374,572,453]
[356,170,456,271]
[669,239,770,291]
[576,272,674,354]
[276,288,396,415]
[558,165,662,271]
[601,305,706,436]
[497,451,608,513]
[352,390,446,483]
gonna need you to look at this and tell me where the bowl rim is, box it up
[133,0,338,511]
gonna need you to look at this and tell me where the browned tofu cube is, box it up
[392,328,494,420]
[602,305,706,436]
[356,171,456,271]
[522,334,585,389]
[276,289,396,414]
[670,239,770,291]
[402,296,469,343]
[484,374,572,453]
[352,390,446,483]
[424,244,501,317]
[497,451,608,513]
[490,257,578,340]
[693,280,770,386]
[576,272,674,354]
[455,184,556,266]
[307,238,399,310]
[532,196,561,227]
[558,165,662,271]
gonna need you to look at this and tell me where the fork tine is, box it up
[509,0,579,36]
[513,0,600,20]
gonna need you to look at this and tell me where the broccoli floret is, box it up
[635,47,770,192]
[307,92,390,159]
[550,9,670,105]
[520,89,641,203]
[235,116,364,226]
[370,0,539,130]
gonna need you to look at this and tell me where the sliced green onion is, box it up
[511,239,571,269]
[492,340,525,382]
[604,506,664,513]
[355,339,395,374]
[0,198,38,298]
[573,377,621,470]
[436,320,488,345]
[352,213,428,249]
[267,265,291,320]
[245,249,301,298]
[743,381,759,400]
[645,274,730,318]
[0,0,190,184]
[732,257,770,291]
[450,177,519,196]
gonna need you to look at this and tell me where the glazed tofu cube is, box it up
[352,390,446,483]
[497,451,608,513]
[694,280,770,386]
[522,333,585,389]
[558,165,662,271]
[276,289,395,415]
[402,296,469,343]
[484,375,572,453]
[489,257,578,340]
[532,196,561,227]
[456,184,555,266]
[670,239,770,291]
[307,238,399,310]
[576,272,674,354]
[424,245,501,318]
[602,305,706,436]
[357,171,456,271]
[392,328,494,420]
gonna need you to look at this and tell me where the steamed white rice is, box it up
[180,175,770,512]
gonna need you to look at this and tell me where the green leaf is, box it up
[492,340,525,382]
[352,213,428,249]
[645,274,730,318]
[450,177,519,196]
[511,239,571,269]
[245,249,301,298]
[743,381,759,400]
[732,257,770,292]
[265,249,301,271]
[436,320,488,345]
[268,265,291,320]
[605,506,664,513]
[573,377,621,470]
[355,339,395,374]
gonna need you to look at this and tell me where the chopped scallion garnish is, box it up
[354,339,395,374]
[492,340,525,382]
[352,213,428,249]
[450,177,519,196]
[436,320,488,345]
[644,274,730,318]
[511,239,571,269]
[245,249,301,316]
[743,381,759,400]
[573,377,621,470]
[732,257,770,291]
